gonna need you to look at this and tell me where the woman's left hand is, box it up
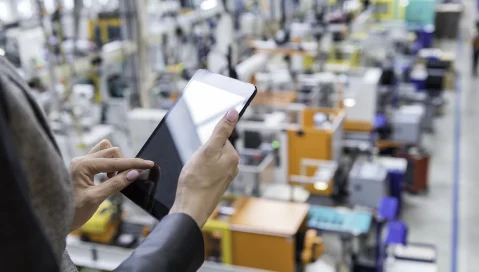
[70,140,154,231]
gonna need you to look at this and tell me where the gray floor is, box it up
[401,3,478,271]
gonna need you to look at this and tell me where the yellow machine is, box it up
[88,13,122,47]
[287,108,345,196]
[326,45,361,68]
[343,119,374,132]
[203,197,324,272]
[372,0,406,21]
[76,200,122,244]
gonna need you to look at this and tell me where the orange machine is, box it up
[230,198,309,272]
[203,197,324,272]
[343,119,373,132]
[287,108,345,196]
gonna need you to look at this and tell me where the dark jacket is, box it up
[0,56,204,271]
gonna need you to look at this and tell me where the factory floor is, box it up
[396,3,477,272]
[308,4,477,271]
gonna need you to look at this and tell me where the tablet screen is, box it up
[122,78,253,220]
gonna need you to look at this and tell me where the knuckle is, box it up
[70,157,83,173]
[100,139,112,149]
[229,153,240,165]
[107,147,121,157]
[232,168,240,179]
[114,147,123,157]
[70,157,81,166]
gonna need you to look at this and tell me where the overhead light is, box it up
[314,182,328,191]
[344,98,356,107]
[200,0,217,10]
[0,48,5,56]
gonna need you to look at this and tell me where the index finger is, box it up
[207,110,239,149]
[79,158,154,176]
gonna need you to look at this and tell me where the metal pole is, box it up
[119,0,150,108]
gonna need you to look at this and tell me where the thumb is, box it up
[92,169,141,200]
[207,110,239,149]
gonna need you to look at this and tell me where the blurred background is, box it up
[1,0,474,271]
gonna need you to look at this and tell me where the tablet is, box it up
[122,70,257,220]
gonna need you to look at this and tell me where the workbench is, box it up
[229,198,309,272]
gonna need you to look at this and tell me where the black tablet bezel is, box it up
[122,69,257,221]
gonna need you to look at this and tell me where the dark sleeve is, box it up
[0,84,59,271]
[115,213,205,272]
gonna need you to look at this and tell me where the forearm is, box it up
[115,213,204,272]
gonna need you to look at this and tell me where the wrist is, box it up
[169,203,206,228]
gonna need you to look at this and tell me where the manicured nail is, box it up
[126,170,140,182]
[146,160,154,166]
[226,110,238,122]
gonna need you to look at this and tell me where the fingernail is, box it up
[126,170,140,182]
[146,160,154,166]
[226,110,238,122]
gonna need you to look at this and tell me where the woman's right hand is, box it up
[170,110,240,227]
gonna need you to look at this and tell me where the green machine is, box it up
[404,0,435,29]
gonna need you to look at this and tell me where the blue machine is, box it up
[378,197,399,221]
[385,221,408,245]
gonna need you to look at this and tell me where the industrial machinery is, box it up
[203,197,324,272]
[371,0,405,21]
[326,43,361,68]
[88,12,122,47]
[52,83,114,165]
[287,108,345,196]
[127,108,168,156]
[348,160,389,209]
[228,148,276,197]
[343,68,381,132]
[391,105,424,146]
[76,200,122,244]
[384,243,437,271]
[394,147,430,194]
[296,73,339,108]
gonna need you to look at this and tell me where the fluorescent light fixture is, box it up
[200,0,217,10]
[343,98,356,107]
[0,48,5,56]
[314,182,328,191]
